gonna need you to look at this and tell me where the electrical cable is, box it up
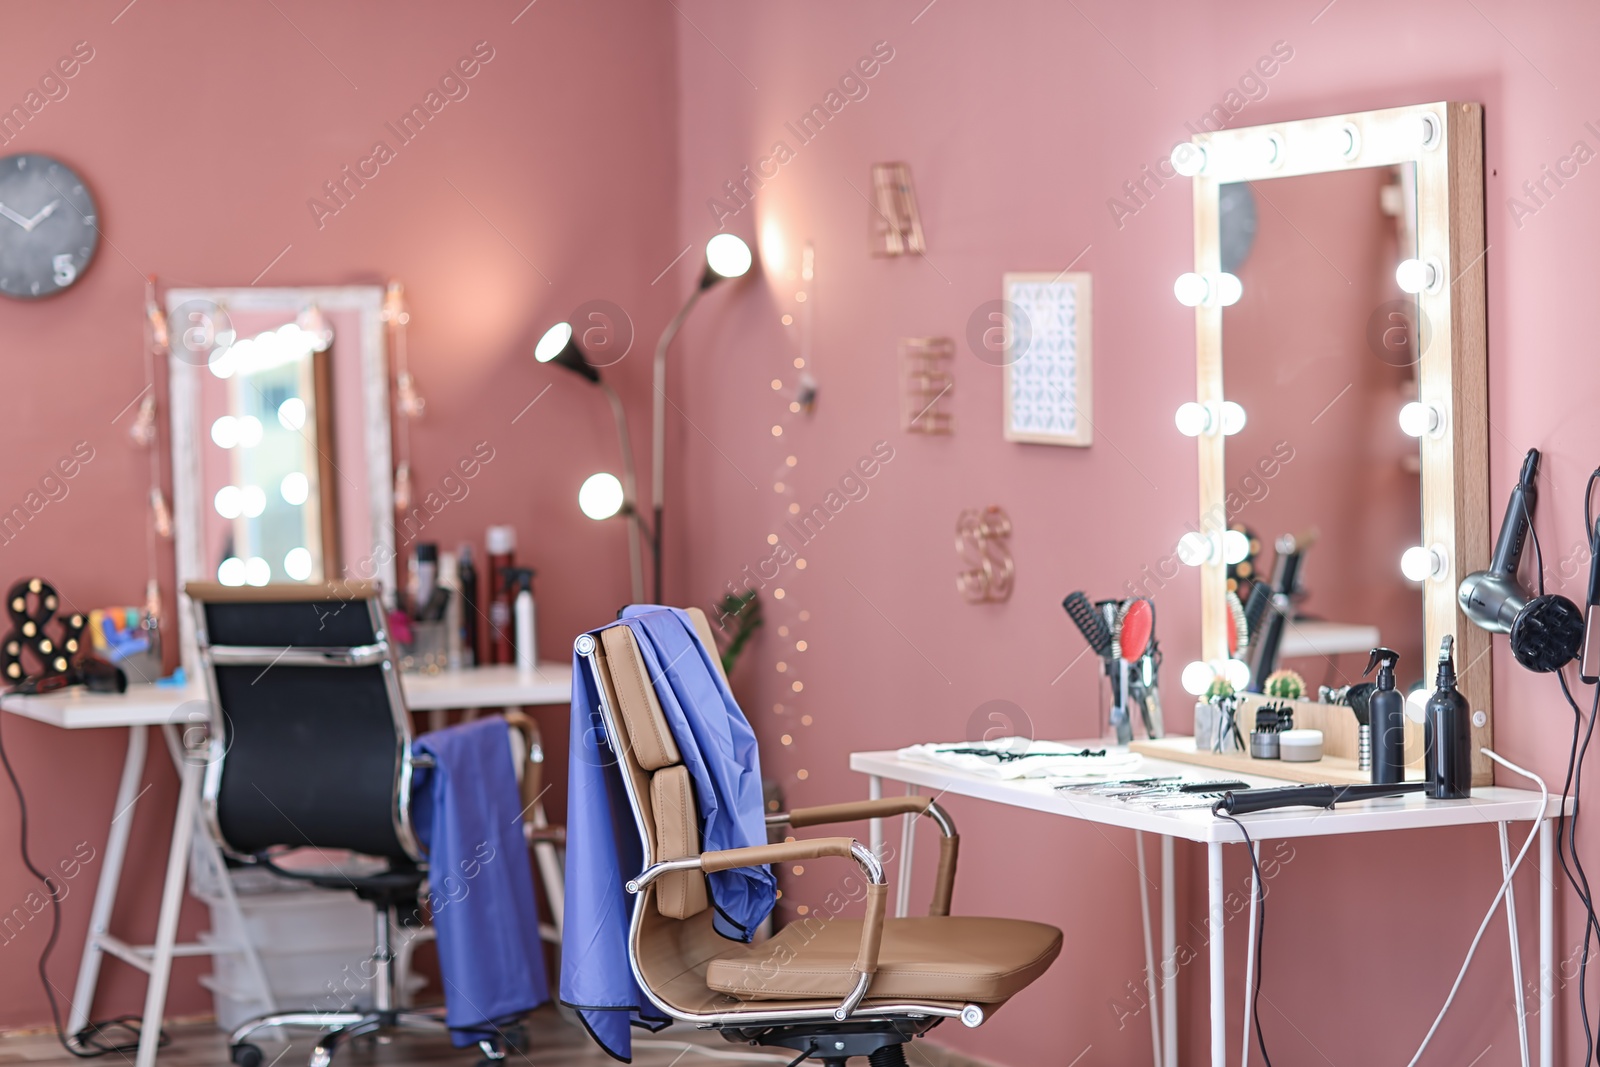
[1557,670,1600,1062]
[1529,473,1600,1061]
[0,710,167,1058]
[1406,749,1546,1066]
[1211,804,1269,1066]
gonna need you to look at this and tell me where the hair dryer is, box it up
[1459,447,1584,672]
[1459,448,1540,634]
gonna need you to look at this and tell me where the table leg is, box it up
[1162,835,1176,1067]
[895,784,918,919]
[1499,822,1529,1067]
[67,724,148,1040]
[1135,831,1161,1067]
[1541,817,1554,1067]
[136,728,201,1067]
[1207,840,1225,1067]
[867,775,882,859]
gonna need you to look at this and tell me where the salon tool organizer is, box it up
[1129,692,1427,786]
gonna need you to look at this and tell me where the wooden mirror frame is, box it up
[1185,102,1492,783]
[167,285,394,678]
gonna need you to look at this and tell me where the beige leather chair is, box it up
[575,610,1062,1066]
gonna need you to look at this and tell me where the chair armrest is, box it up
[767,797,960,918]
[626,837,888,1020]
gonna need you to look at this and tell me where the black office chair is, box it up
[186,581,512,1067]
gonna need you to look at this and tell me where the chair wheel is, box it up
[231,1044,264,1067]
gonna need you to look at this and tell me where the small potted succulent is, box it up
[1264,669,1306,701]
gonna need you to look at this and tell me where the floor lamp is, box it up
[535,321,651,603]
[651,233,753,601]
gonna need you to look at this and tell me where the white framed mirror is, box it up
[1177,103,1492,783]
[167,285,394,674]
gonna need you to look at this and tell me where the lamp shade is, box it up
[535,321,599,383]
[700,233,753,289]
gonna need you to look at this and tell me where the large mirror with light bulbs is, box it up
[1172,102,1494,784]
[167,286,393,675]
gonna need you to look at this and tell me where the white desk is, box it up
[852,746,1567,1067]
[0,662,573,1067]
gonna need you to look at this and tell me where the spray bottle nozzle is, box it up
[1364,647,1400,688]
[1435,633,1458,688]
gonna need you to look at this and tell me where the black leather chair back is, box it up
[188,582,419,864]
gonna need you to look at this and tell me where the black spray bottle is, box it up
[1426,634,1473,799]
[1365,647,1406,785]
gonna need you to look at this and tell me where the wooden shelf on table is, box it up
[1127,735,1424,787]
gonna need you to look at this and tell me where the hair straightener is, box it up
[1213,781,1427,815]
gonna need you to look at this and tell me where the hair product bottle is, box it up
[486,525,517,665]
[1365,647,1406,785]
[1425,635,1473,799]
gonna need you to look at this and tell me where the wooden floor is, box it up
[0,1009,980,1067]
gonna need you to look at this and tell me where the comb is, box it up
[1062,592,1112,657]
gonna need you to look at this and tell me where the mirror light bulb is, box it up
[1395,258,1437,295]
[1220,658,1251,691]
[706,233,753,279]
[278,397,307,431]
[578,472,625,521]
[1176,531,1213,567]
[217,556,246,586]
[1401,545,1445,583]
[240,485,266,518]
[280,472,309,506]
[210,416,240,449]
[1174,402,1211,437]
[1213,272,1243,307]
[1170,142,1206,177]
[1399,401,1441,438]
[1174,273,1208,307]
[535,322,573,362]
[1222,529,1251,566]
[237,415,263,448]
[1331,122,1360,160]
[1181,660,1215,696]
[214,485,243,520]
[283,546,313,581]
[244,557,271,587]
[1219,400,1247,436]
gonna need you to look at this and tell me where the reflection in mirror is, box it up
[1220,164,1423,688]
[200,315,336,586]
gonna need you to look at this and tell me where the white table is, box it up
[851,746,1567,1067]
[1,662,573,1067]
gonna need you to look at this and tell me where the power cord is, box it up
[1526,471,1600,1062]
[0,709,169,1058]
[1406,749,1546,1066]
[1211,803,1269,1066]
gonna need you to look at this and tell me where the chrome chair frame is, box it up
[575,631,987,1064]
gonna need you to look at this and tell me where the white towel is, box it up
[898,738,1143,780]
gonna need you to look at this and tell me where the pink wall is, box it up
[671,1,1600,1063]
[6,1,1600,1063]
[0,0,677,1029]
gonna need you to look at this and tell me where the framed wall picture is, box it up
[1001,272,1092,446]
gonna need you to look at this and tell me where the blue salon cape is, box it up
[562,606,775,1061]
[412,717,550,1046]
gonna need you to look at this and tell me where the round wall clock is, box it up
[0,153,99,300]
